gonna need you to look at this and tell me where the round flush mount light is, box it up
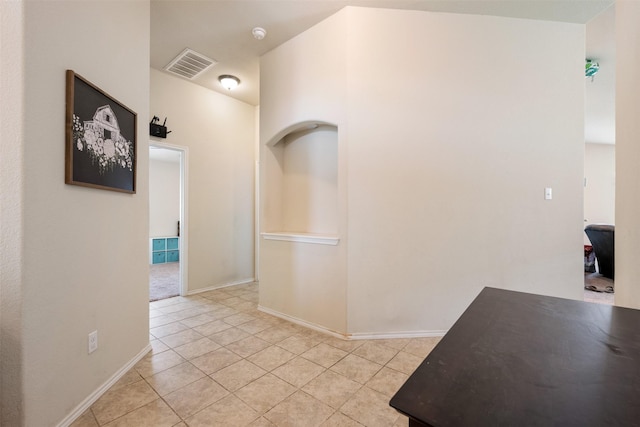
[252,27,267,40]
[218,74,240,90]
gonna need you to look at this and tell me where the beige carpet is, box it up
[583,271,614,306]
[149,262,179,301]
[584,272,614,293]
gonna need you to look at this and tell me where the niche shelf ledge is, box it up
[261,232,340,246]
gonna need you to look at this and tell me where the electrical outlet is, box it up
[88,330,98,354]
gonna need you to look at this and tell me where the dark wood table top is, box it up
[389,287,640,426]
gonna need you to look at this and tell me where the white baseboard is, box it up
[258,305,348,339]
[258,305,447,340]
[347,330,447,340]
[57,344,152,427]
[186,278,255,295]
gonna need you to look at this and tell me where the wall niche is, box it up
[263,123,338,242]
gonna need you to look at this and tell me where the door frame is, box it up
[149,141,189,296]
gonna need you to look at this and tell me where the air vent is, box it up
[164,48,217,80]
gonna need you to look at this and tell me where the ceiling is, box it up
[150,0,615,143]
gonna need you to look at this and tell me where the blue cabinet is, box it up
[167,238,179,250]
[152,251,166,264]
[150,237,179,264]
[166,250,179,263]
[152,239,166,251]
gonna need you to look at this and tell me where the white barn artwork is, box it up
[74,104,134,174]
[84,105,121,142]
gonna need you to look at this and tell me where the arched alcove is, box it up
[259,120,346,335]
[263,122,338,237]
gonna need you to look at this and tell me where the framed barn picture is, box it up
[65,70,137,193]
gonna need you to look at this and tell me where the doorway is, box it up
[149,143,188,300]
[584,5,615,305]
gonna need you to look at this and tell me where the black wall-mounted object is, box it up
[150,116,171,138]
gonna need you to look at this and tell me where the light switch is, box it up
[545,187,552,200]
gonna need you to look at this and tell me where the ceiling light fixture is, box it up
[218,74,240,90]
[252,27,267,40]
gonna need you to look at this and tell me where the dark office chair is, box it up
[584,224,614,280]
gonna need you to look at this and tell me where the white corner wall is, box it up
[259,10,348,334]
[615,1,640,309]
[149,158,180,237]
[1,1,151,425]
[260,7,585,337]
[150,69,256,292]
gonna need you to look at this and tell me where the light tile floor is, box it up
[72,283,441,427]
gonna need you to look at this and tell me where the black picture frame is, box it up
[65,70,137,193]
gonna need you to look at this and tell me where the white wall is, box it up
[150,69,255,292]
[0,1,25,423]
[585,5,615,145]
[584,143,615,230]
[280,126,338,234]
[615,1,640,309]
[346,8,584,334]
[0,1,150,425]
[149,158,180,237]
[260,7,585,336]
